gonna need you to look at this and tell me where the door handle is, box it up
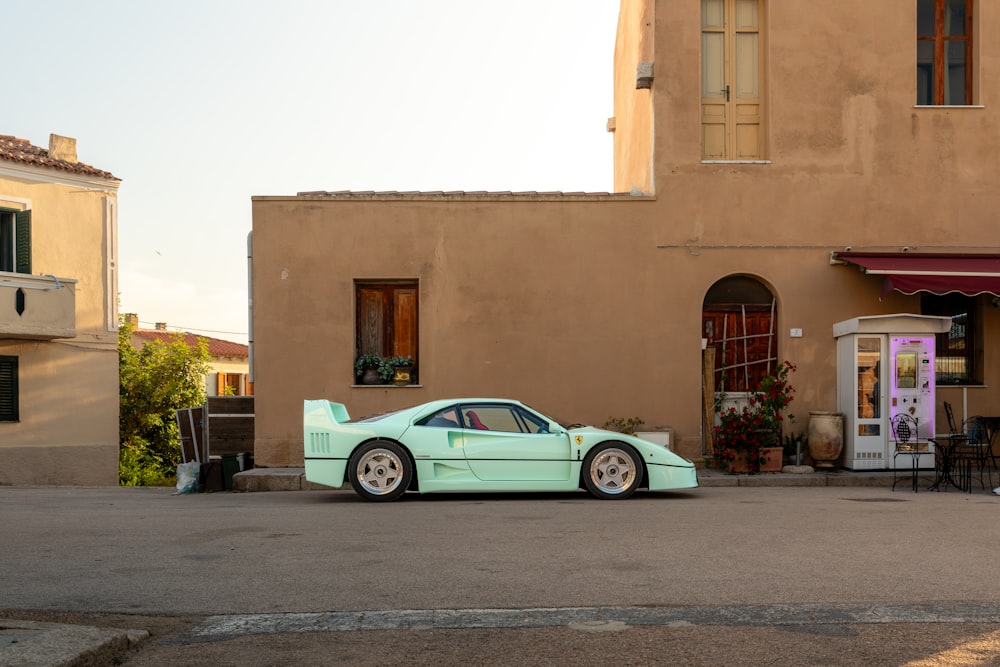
[725,84,730,101]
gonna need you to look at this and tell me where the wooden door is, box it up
[703,308,775,392]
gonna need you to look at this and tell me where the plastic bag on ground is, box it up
[175,461,200,494]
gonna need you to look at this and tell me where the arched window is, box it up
[703,276,776,393]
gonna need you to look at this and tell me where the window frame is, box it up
[0,208,31,275]
[0,355,19,422]
[700,0,766,161]
[216,372,252,396]
[920,292,981,385]
[354,280,419,383]
[916,0,974,106]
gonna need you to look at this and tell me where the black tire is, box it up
[582,442,643,499]
[347,440,413,502]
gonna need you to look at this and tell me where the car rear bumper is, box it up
[304,458,348,489]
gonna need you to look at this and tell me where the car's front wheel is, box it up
[582,443,642,499]
[348,440,413,502]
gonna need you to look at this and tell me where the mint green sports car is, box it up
[304,398,698,501]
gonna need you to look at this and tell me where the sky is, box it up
[6,1,619,345]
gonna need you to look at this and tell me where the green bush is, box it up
[603,416,645,436]
[119,317,210,486]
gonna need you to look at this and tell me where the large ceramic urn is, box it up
[808,411,844,469]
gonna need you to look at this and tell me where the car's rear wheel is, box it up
[348,441,413,502]
[582,443,642,499]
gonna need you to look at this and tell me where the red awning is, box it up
[834,252,1000,297]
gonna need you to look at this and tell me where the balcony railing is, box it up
[0,273,77,339]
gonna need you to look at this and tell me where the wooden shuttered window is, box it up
[701,0,764,160]
[0,356,19,422]
[356,281,419,366]
[0,209,30,274]
[216,372,249,396]
[15,210,31,274]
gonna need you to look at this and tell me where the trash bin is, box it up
[201,459,224,492]
[221,454,240,491]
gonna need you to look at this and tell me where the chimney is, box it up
[123,313,139,327]
[48,134,78,164]
[155,323,168,331]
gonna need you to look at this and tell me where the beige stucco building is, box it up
[250,0,1000,469]
[0,134,120,485]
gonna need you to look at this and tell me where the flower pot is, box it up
[808,411,844,469]
[726,456,750,474]
[393,366,413,386]
[760,446,783,472]
[361,368,382,385]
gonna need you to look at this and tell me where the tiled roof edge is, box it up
[0,135,119,181]
[293,189,645,200]
[130,330,248,358]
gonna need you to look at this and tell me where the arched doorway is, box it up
[702,276,777,394]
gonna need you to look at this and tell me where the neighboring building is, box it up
[126,314,251,397]
[250,0,1000,468]
[0,134,120,485]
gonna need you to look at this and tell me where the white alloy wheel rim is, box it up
[357,449,404,495]
[590,448,636,494]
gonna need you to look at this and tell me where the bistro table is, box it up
[927,434,969,492]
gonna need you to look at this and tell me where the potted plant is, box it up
[603,416,645,435]
[782,431,808,466]
[755,360,796,471]
[714,405,767,473]
[714,360,796,473]
[354,354,385,384]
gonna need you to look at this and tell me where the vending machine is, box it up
[834,314,951,470]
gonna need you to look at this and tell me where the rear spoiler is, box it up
[304,400,351,425]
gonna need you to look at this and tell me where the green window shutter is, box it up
[15,210,31,274]
[0,356,18,422]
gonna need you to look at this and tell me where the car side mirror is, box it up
[547,423,566,436]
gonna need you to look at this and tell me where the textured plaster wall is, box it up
[250,195,933,466]
[612,0,654,194]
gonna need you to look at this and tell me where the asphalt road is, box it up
[2,485,999,665]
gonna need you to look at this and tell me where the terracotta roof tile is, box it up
[131,330,248,359]
[0,135,119,180]
[294,189,638,200]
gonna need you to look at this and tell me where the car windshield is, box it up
[521,403,580,430]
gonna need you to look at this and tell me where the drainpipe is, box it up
[247,231,254,384]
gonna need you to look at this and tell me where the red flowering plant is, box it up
[714,361,797,473]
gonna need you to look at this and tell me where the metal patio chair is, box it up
[891,413,923,492]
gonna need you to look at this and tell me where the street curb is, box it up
[0,619,148,667]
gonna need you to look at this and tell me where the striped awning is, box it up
[834,252,1000,297]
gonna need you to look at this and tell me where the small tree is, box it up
[119,317,211,485]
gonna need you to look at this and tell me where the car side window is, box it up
[416,407,460,428]
[515,407,549,434]
[461,406,513,432]
[460,405,551,434]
